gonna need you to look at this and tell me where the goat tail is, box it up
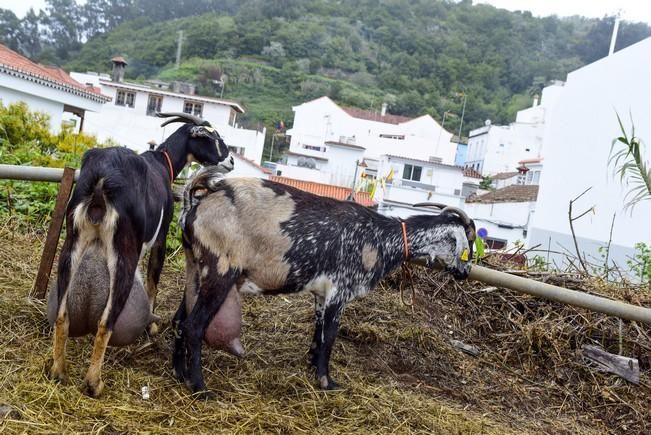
[87,180,107,225]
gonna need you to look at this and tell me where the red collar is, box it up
[162,150,174,183]
[401,221,409,259]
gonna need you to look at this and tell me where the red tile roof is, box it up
[491,171,519,180]
[342,106,412,125]
[463,167,482,178]
[270,176,376,207]
[0,44,110,102]
[518,158,543,165]
[465,185,539,204]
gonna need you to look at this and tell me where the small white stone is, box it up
[141,385,150,400]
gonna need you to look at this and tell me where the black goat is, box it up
[174,169,475,397]
[49,112,232,397]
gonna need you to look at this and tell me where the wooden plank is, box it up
[31,167,76,299]
[582,345,640,384]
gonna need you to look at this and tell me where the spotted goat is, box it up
[173,167,476,397]
[49,112,233,397]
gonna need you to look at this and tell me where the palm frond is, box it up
[610,112,651,211]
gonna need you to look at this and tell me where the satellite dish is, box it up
[306,158,316,169]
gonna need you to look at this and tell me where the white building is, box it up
[464,185,539,250]
[70,58,265,163]
[376,155,484,218]
[0,44,109,133]
[281,96,459,187]
[466,82,564,176]
[527,37,651,274]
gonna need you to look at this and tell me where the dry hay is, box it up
[0,222,649,434]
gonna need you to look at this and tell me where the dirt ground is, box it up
[0,226,649,434]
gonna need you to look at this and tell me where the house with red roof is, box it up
[279,96,459,188]
[0,44,110,132]
[70,59,265,161]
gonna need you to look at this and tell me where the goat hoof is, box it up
[173,366,185,383]
[318,375,341,390]
[191,389,215,400]
[148,322,160,336]
[49,365,68,385]
[83,378,105,398]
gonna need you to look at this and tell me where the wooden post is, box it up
[31,167,76,299]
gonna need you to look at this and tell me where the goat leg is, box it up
[145,233,168,335]
[314,301,344,390]
[172,295,188,382]
[84,222,138,397]
[309,296,325,368]
[183,261,240,398]
[50,223,93,383]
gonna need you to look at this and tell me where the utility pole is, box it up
[457,91,467,144]
[175,30,184,69]
[608,11,622,56]
[436,110,456,156]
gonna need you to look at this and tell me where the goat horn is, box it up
[156,111,207,126]
[412,202,447,209]
[159,116,187,127]
[441,206,472,225]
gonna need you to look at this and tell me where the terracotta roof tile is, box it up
[342,106,412,125]
[270,175,376,207]
[463,167,482,178]
[491,171,519,180]
[465,184,539,204]
[0,44,110,102]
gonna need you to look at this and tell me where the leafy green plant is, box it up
[479,176,493,190]
[627,242,651,285]
[610,113,651,210]
[0,102,104,229]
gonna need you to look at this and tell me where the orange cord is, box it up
[162,150,174,183]
[401,221,409,259]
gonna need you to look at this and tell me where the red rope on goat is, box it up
[162,150,174,184]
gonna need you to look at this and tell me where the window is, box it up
[115,90,136,108]
[454,189,461,196]
[228,146,245,155]
[146,94,163,116]
[302,144,325,152]
[228,110,236,126]
[485,238,507,250]
[402,164,422,182]
[183,101,203,117]
[379,134,405,140]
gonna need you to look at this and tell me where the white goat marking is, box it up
[144,207,165,251]
[238,279,264,295]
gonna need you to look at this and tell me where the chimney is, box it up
[110,56,128,82]
[381,102,388,117]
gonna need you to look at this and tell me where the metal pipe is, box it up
[0,164,79,182]
[411,260,651,325]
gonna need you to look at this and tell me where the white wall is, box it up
[71,72,263,161]
[0,85,63,133]
[1,73,105,133]
[527,37,651,272]
[273,163,332,184]
[322,145,365,187]
[378,155,464,196]
[465,201,534,249]
[465,82,563,176]
[288,97,458,168]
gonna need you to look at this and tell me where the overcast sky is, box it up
[1,0,650,24]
